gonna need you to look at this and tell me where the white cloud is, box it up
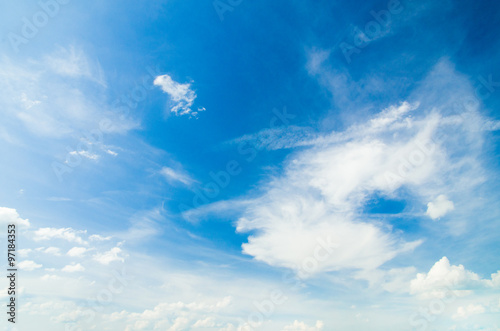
[192,316,216,328]
[43,45,105,85]
[409,257,500,299]
[154,74,200,116]
[354,266,418,293]
[0,47,138,140]
[306,48,331,75]
[226,124,317,152]
[0,207,30,227]
[282,320,324,331]
[18,260,42,271]
[33,227,87,244]
[93,247,127,265]
[426,194,454,220]
[108,296,232,330]
[42,247,61,256]
[233,58,498,275]
[89,234,112,241]
[452,304,486,319]
[160,166,195,186]
[18,248,32,257]
[67,247,88,257]
[68,150,99,161]
[62,263,85,273]
[169,316,190,331]
[236,103,439,275]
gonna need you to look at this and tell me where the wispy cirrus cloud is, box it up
[160,166,196,186]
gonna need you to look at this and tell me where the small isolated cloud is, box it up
[154,74,201,116]
[0,207,30,227]
[452,304,486,319]
[282,320,324,331]
[34,227,87,244]
[89,234,112,241]
[18,260,42,271]
[426,194,454,220]
[93,247,126,265]
[67,247,88,257]
[68,150,99,161]
[62,263,85,273]
[160,166,195,186]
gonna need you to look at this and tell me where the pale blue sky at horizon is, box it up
[1,0,500,330]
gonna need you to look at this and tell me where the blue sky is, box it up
[1,0,500,330]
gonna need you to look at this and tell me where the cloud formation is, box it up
[154,74,203,116]
[0,206,31,227]
[410,256,500,298]
[18,260,43,271]
[34,227,87,245]
[160,166,195,186]
[233,60,497,278]
[426,194,454,220]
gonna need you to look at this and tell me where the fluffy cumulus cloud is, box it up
[67,247,88,257]
[106,296,232,330]
[93,246,127,265]
[410,256,500,299]
[18,260,43,271]
[426,194,455,220]
[0,206,30,227]
[33,227,87,244]
[62,263,85,273]
[154,74,204,116]
[282,320,324,331]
